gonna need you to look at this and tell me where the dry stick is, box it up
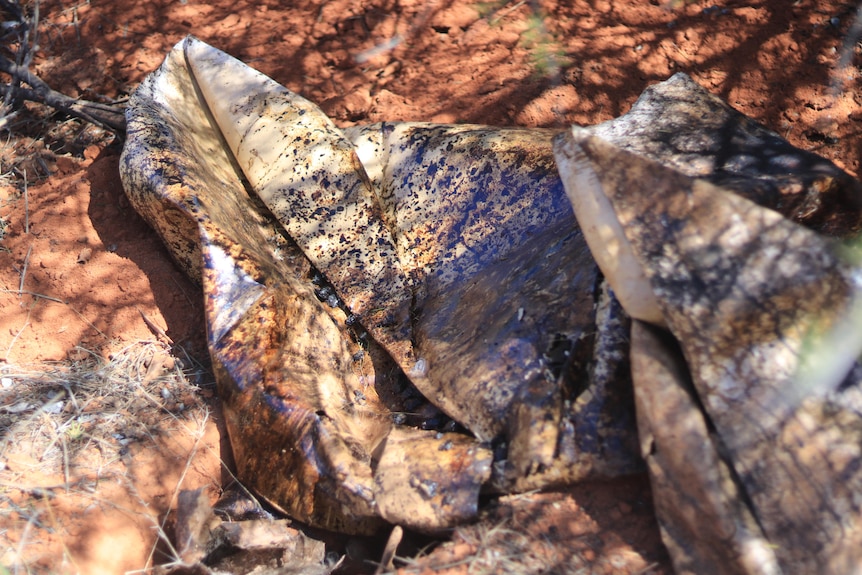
[47,409,73,492]
[22,168,28,233]
[142,408,211,570]
[30,390,67,460]
[489,0,527,25]
[170,275,196,310]
[61,432,70,491]
[74,312,106,340]
[2,285,106,339]
[0,288,65,303]
[61,379,81,413]
[12,507,41,575]
[0,4,124,144]
[34,153,50,176]
[0,55,126,133]
[17,243,31,295]
[0,0,24,25]
[1,0,29,112]
[374,525,404,575]
[5,285,108,341]
[0,109,20,132]
[137,307,174,345]
[0,478,85,494]
[22,0,40,72]
[72,4,80,45]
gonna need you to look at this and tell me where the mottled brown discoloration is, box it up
[374,427,492,532]
[562,131,862,573]
[184,37,415,369]
[345,124,587,445]
[121,40,385,534]
[123,37,862,565]
[120,38,494,534]
[121,38,646,532]
[491,280,641,492]
[586,73,862,239]
[334,125,641,486]
[173,42,631,486]
[631,321,780,575]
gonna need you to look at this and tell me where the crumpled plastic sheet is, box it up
[121,36,862,574]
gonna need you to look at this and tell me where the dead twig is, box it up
[0,288,65,303]
[12,506,41,575]
[374,525,403,575]
[22,167,27,233]
[138,307,175,346]
[142,406,211,570]
[0,0,126,134]
[0,55,126,133]
[0,477,85,496]
[17,243,30,294]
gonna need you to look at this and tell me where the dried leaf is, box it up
[175,488,220,565]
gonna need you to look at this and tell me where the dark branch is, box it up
[0,53,126,134]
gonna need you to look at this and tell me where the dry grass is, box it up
[0,6,215,568]
[0,339,209,469]
[394,517,564,575]
[0,339,217,573]
[452,520,562,574]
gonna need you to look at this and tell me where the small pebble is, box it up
[76,247,93,264]
[43,401,64,414]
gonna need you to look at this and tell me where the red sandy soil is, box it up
[0,0,860,573]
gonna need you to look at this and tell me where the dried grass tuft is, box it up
[0,339,216,573]
[395,516,564,575]
[0,339,209,470]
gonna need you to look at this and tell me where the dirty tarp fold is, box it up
[122,35,862,559]
[120,36,641,533]
[121,37,497,534]
[182,36,638,487]
[556,127,862,574]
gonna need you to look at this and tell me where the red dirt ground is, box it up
[0,0,860,573]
